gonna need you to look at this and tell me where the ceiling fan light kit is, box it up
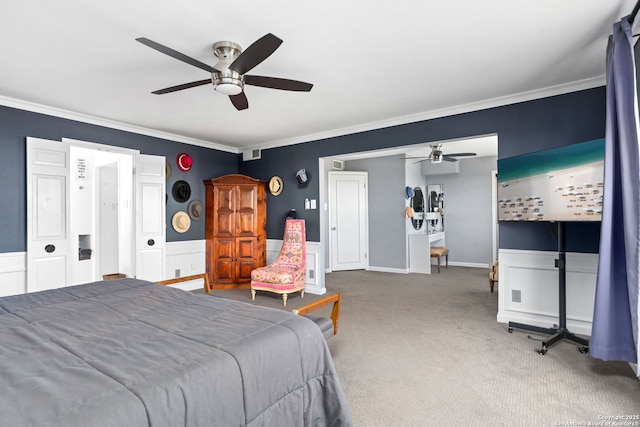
[211,41,244,95]
[136,33,313,111]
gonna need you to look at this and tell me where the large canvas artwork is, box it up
[497,139,604,222]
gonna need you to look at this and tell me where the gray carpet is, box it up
[198,268,640,426]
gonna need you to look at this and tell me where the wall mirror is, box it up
[410,187,424,230]
[429,190,439,211]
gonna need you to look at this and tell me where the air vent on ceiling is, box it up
[243,148,262,161]
[332,159,345,170]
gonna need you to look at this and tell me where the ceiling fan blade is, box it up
[136,37,216,73]
[446,152,476,157]
[229,33,283,75]
[442,156,458,162]
[245,75,313,92]
[229,92,249,110]
[151,79,211,94]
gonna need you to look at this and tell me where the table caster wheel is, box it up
[508,327,513,333]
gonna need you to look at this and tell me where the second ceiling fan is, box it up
[136,33,313,111]
[405,144,476,163]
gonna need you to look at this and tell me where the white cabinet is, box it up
[409,232,446,274]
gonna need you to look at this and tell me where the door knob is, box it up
[331,227,336,230]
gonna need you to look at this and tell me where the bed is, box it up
[0,278,352,426]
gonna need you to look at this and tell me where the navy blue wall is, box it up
[239,87,606,251]
[1,86,605,254]
[0,105,237,253]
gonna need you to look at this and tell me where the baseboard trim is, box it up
[449,261,487,269]
[367,266,409,274]
[0,252,27,297]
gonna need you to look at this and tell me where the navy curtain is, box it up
[591,17,640,370]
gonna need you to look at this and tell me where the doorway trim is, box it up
[27,137,166,290]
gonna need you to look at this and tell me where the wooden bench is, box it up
[157,276,341,340]
[293,293,342,340]
[157,273,210,293]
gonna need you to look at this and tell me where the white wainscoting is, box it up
[0,240,326,296]
[0,252,27,297]
[165,239,326,294]
[497,249,598,336]
[164,240,207,291]
[266,239,325,295]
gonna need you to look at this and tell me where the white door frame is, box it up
[27,137,165,290]
[492,169,498,261]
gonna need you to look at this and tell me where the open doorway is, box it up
[69,145,134,284]
[319,134,497,284]
[26,137,165,292]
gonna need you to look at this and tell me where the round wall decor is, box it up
[172,211,191,233]
[269,176,283,195]
[177,153,193,172]
[172,180,191,202]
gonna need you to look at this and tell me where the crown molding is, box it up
[2,75,605,156]
[0,95,238,154]
[249,76,606,153]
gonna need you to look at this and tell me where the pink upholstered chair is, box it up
[251,219,306,306]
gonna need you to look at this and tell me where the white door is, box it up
[135,154,166,281]
[329,171,368,271]
[26,137,70,292]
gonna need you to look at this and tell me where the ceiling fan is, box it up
[404,144,476,164]
[136,33,313,111]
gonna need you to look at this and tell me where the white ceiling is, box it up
[0,1,634,154]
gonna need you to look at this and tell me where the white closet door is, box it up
[134,154,166,281]
[26,137,70,292]
[329,171,368,271]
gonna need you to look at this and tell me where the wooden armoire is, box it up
[204,174,267,289]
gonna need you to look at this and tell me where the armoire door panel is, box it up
[216,213,234,236]
[216,260,234,282]
[214,238,234,260]
[213,238,234,282]
[236,237,256,259]
[237,213,256,236]
[237,260,254,283]
[236,186,257,235]
[213,186,235,236]
[237,186,257,211]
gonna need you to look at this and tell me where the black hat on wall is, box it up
[296,169,310,188]
[172,180,191,203]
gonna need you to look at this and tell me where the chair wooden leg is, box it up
[251,289,256,300]
[489,279,496,293]
[282,293,288,306]
[437,257,441,273]
[445,254,448,269]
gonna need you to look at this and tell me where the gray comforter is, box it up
[0,278,352,426]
